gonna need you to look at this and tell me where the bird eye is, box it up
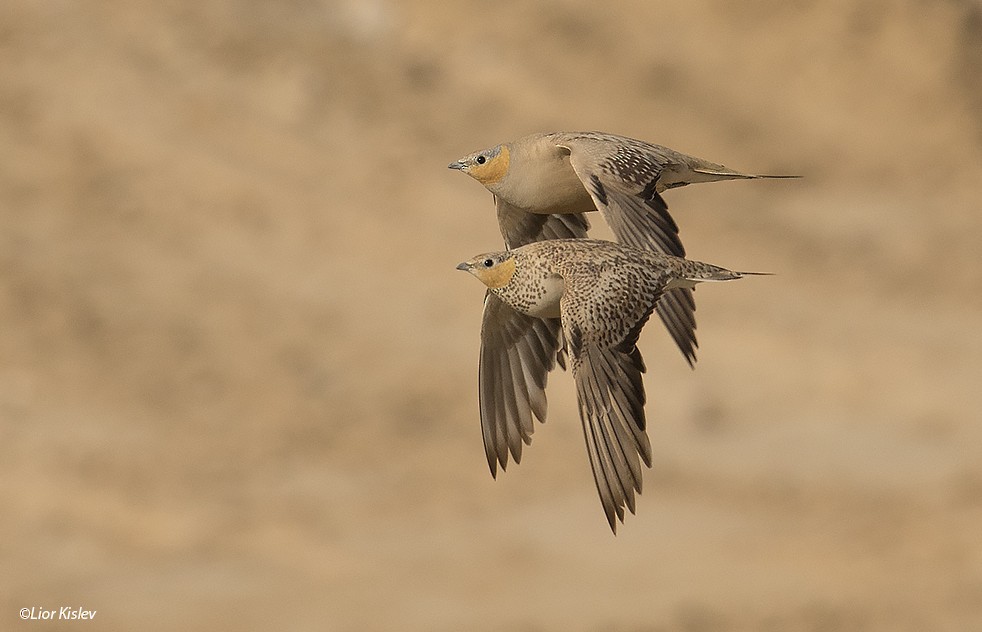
[483,258,494,267]
[476,155,487,165]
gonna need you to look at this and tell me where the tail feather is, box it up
[691,167,801,181]
[667,261,772,290]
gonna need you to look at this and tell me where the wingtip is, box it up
[606,517,618,535]
[683,351,697,370]
[486,456,500,479]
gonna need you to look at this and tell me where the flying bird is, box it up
[449,130,795,366]
[457,238,765,532]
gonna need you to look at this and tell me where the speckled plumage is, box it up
[458,238,757,532]
[450,130,796,368]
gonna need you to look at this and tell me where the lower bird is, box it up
[457,238,765,532]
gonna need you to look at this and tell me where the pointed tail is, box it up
[690,167,801,182]
[667,261,772,289]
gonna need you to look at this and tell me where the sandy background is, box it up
[2,1,982,630]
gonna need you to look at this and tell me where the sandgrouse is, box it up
[457,238,765,532]
[450,130,794,366]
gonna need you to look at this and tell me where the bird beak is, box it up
[447,160,467,170]
[456,262,470,271]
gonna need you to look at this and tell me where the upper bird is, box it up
[449,130,795,365]
[457,238,763,532]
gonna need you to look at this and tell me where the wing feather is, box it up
[560,262,662,532]
[557,139,699,367]
[476,210,590,475]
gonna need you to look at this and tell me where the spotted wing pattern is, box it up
[557,251,667,532]
[554,133,699,366]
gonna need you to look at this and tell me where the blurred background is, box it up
[2,0,981,630]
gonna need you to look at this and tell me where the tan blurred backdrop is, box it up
[2,1,982,630]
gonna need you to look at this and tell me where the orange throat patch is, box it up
[478,257,516,289]
[470,145,510,186]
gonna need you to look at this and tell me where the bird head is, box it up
[456,251,516,289]
[447,144,510,187]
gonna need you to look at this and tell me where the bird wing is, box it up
[478,207,589,475]
[559,264,663,532]
[495,195,590,249]
[554,134,699,367]
[553,133,687,254]
[479,294,562,476]
[653,286,697,367]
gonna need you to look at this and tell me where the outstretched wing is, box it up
[559,260,667,532]
[554,134,699,367]
[553,133,691,254]
[479,295,562,476]
[478,206,589,475]
[495,196,590,249]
